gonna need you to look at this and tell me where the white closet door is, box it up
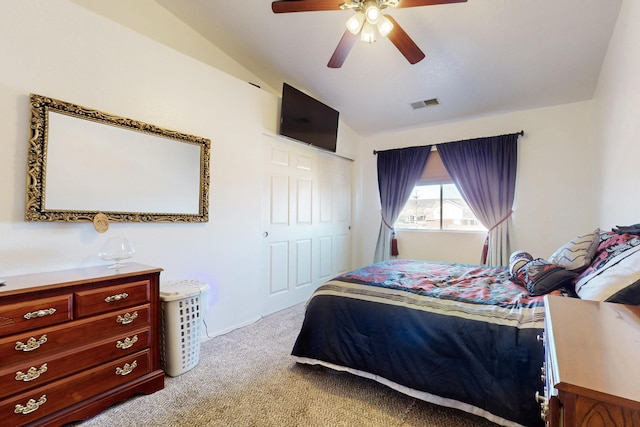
[316,152,353,280]
[262,135,352,316]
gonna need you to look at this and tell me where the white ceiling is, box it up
[157,0,622,136]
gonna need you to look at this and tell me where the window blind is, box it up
[416,150,453,185]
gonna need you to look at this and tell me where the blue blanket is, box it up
[292,260,553,427]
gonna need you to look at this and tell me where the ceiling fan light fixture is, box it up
[377,15,394,37]
[346,12,365,34]
[360,21,376,43]
[272,0,462,68]
[339,0,359,10]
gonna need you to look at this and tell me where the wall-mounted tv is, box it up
[279,83,339,153]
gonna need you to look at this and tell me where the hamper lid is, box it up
[160,279,209,302]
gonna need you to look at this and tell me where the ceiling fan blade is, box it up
[393,0,467,7]
[328,30,358,68]
[272,0,344,13]
[385,15,425,64]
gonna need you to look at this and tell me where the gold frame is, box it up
[26,94,210,223]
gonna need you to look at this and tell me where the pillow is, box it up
[575,240,640,305]
[509,250,534,276]
[576,231,640,281]
[548,228,600,272]
[511,258,578,296]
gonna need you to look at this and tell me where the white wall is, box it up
[63,0,614,272]
[72,0,277,95]
[0,0,361,337]
[355,101,598,266]
[394,230,487,264]
[593,0,640,228]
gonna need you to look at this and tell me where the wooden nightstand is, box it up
[540,295,640,426]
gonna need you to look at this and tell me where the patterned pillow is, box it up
[575,233,640,304]
[576,231,640,280]
[548,228,600,272]
[512,258,578,296]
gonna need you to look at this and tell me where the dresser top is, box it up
[0,263,162,297]
[545,295,640,407]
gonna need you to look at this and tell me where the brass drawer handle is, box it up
[14,395,47,415]
[15,364,48,382]
[105,292,129,303]
[535,391,549,421]
[23,308,57,320]
[541,403,549,421]
[115,360,137,376]
[15,335,48,352]
[116,311,138,325]
[116,335,139,350]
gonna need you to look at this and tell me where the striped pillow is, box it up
[509,250,534,276]
[548,229,600,272]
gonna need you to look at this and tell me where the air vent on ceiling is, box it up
[411,98,439,110]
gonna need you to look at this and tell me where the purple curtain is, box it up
[374,145,432,263]
[437,133,519,266]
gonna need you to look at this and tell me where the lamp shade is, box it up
[346,12,365,34]
[365,4,380,23]
[377,15,394,37]
[360,21,376,43]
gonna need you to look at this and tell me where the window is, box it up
[394,150,486,232]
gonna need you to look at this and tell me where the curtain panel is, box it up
[438,133,519,266]
[373,145,432,263]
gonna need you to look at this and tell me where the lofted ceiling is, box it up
[156,0,621,136]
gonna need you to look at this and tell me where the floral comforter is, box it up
[336,259,554,308]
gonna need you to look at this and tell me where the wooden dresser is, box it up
[540,295,640,426]
[0,264,164,426]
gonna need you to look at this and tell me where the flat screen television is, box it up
[279,83,339,153]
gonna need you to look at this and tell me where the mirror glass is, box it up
[26,94,210,223]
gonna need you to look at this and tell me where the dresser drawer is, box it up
[0,350,151,426]
[0,328,151,399]
[0,304,151,366]
[0,295,73,338]
[75,280,150,318]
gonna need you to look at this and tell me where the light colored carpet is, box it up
[72,303,499,427]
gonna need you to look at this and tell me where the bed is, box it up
[291,229,640,427]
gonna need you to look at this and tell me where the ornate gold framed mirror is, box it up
[26,94,210,223]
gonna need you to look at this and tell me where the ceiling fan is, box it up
[271,0,468,68]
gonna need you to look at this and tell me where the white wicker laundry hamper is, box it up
[159,280,209,377]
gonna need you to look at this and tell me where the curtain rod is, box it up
[372,130,525,155]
